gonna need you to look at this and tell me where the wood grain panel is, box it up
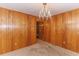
[39,8,79,53]
[43,20,50,42]
[0,8,10,53]
[50,16,56,45]
[76,9,79,52]
[30,16,36,44]
[0,7,36,54]
[51,9,79,52]
[55,14,64,47]
[12,11,23,50]
[62,11,77,52]
[28,15,36,45]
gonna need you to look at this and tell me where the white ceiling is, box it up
[0,3,79,16]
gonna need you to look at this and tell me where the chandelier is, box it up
[39,3,51,20]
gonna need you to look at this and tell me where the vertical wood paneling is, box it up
[51,9,79,52]
[63,12,73,50]
[6,10,13,52]
[76,9,79,52]
[1,8,9,53]
[62,11,77,52]
[55,14,63,47]
[29,15,36,44]
[0,7,36,54]
[39,8,79,53]
[50,16,56,45]
[12,11,22,50]
[43,20,50,42]
[27,15,36,45]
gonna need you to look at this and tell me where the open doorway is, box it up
[36,21,44,40]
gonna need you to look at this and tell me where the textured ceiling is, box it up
[0,3,79,16]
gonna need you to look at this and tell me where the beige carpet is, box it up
[1,40,79,56]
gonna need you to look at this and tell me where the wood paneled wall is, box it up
[39,9,79,53]
[0,7,36,54]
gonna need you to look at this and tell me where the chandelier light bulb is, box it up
[39,3,51,20]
